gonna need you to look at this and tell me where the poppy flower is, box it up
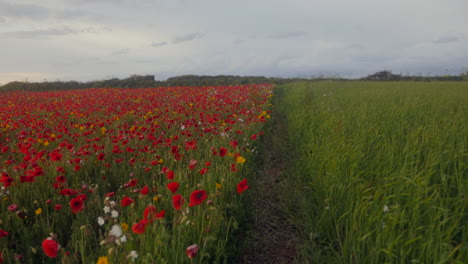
[55,175,66,182]
[237,179,249,194]
[166,170,174,179]
[161,166,169,174]
[143,205,156,221]
[132,219,148,234]
[140,186,149,195]
[121,196,135,207]
[0,229,9,238]
[189,190,207,207]
[189,159,197,169]
[49,152,62,161]
[186,244,199,258]
[42,238,60,258]
[8,204,18,212]
[230,140,238,148]
[185,140,196,150]
[172,194,184,210]
[97,153,105,161]
[155,210,165,219]
[167,182,179,193]
[69,197,84,213]
[54,204,62,211]
[219,147,227,157]
[128,179,138,187]
[199,168,208,175]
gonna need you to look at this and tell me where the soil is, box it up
[239,109,299,264]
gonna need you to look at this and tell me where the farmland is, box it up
[277,81,467,263]
[0,81,467,263]
[0,85,272,263]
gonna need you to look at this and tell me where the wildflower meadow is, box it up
[0,85,272,263]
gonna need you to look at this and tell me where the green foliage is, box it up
[278,81,468,263]
[0,75,299,92]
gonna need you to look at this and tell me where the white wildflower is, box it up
[128,250,138,260]
[109,224,122,237]
[103,206,110,214]
[383,205,389,213]
[97,217,105,226]
[111,210,119,218]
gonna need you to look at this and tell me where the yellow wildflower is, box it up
[236,156,246,163]
[96,256,109,264]
[35,208,42,215]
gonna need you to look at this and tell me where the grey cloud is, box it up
[0,2,49,20]
[1,27,79,39]
[172,33,203,44]
[1,27,111,39]
[433,36,460,44]
[111,48,131,55]
[348,43,366,49]
[151,41,168,47]
[268,31,307,39]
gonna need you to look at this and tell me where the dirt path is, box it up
[240,97,299,264]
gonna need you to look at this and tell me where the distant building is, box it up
[365,71,401,80]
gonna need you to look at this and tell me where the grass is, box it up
[277,81,468,263]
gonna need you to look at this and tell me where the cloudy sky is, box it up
[1,0,467,84]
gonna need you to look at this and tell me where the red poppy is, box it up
[128,178,138,187]
[105,192,115,197]
[42,238,60,258]
[75,194,87,201]
[199,168,208,175]
[97,153,105,161]
[155,210,165,219]
[121,196,135,207]
[186,244,199,258]
[0,229,9,238]
[7,204,18,212]
[189,159,197,169]
[219,147,227,157]
[167,182,179,193]
[140,186,149,195]
[189,190,207,207]
[54,204,62,211]
[237,179,249,194]
[69,197,84,213]
[55,175,66,182]
[143,205,156,221]
[230,140,238,148]
[132,219,148,234]
[172,194,184,210]
[161,166,169,174]
[185,140,197,150]
[166,170,174,179]
[49,152,63,161]
[250,134,257,140]
[60,188,77,196]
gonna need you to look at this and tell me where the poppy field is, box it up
[0,85,272,263]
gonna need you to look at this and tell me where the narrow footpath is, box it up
[240,87,299,264]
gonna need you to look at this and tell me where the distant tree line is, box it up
[362,70,468,81]
[1,71,467,92]
[0,74,302,92]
